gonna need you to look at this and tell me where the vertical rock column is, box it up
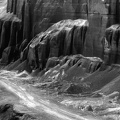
[84,0,119,59]
[7,0,30,42]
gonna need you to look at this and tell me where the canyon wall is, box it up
[32,0,120,60]
[0,0,120,69]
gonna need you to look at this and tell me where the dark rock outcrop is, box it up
[33,0,120,59]
[0,0,37,66]
[35,54,103,94]
[2,18,119,73]
[26,19,89,70]
[7,0,31,41]
[104,24,120,64]
[2,0,119,68]
[0,104,37,120]
[0,13,22,65]
[33,0,120,35]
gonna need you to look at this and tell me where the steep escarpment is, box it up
[4,19,120,73]
[0,0,119,67]
[104,25,120,64]
[33,0,120,60]
[27,19,89,70]
[0,0,120,97]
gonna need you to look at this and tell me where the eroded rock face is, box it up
[0,104,36,120]
[33,0,75,35]
[104,25,120,64]
[26,19,89,70]
[33,0,119,35]
[37,54,103,94]
[3,18,120,73]
[0,0,7,13]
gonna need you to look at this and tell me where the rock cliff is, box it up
[0,0,118,68]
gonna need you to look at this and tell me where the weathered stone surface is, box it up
[14,60,32,73]
[33,0,75,36]
[0,104,36,120]
[7,0,33,41]
[35,53,120,96]
[0,0,120,68]
[0,46,15,65]
[88,0,118,15]
[84,14,116,58]
[104,24,120,64]
[32,0,120,61]
[27,19,89,70]
[5,59,21,70]
[0,13,22,64]
[38,54,103,94]
[33,0,120,34]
